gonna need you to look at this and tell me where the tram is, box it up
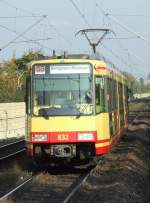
[25,54,128,163]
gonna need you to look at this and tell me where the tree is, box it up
[0,58,19,102]
[140,77,144,93]
[15,50,45,71]
[122,71,140,93]
[0,50,45,102]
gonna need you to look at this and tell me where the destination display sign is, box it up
[49,64,91,74]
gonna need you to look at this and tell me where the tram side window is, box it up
[112,80,117,110]
[124,85,128,108]
[95,77,105,113]
[106,78,118,112]
[26,76,31,114]
[118,83,123,109]
[107,78,112,112]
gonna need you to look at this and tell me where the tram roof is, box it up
[29,53,127,83]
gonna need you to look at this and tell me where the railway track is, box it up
[129,111,150,123]
[0,104,149,203]
[0,164,95,203]
[128,111,138,123]
[0,139,25,160]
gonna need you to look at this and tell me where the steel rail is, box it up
[0,139,24,149]
[62,109,148,203]
[0,148,25,161]
[63,170,91,203]
[0,168,49,202]
[0,163,96,203]
[0,177,33,201]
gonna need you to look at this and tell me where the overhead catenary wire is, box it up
[125,49,150,75]
[0,15,47,51]
[0,0,74,54]
[103,35,149,75]
[100,43,130,69]
[126,49,148,65]
[0,15,46,19]
[0,0,37,15]
[109,14,150,18]
[0,0,47,52]
[101,45,147,79]
[69,1,131,70]
[0,23,51,51]
[69,1,149,80]
[0,0,52,52]
[68,0,150,79]
[45,17,73,48]
[105,23,135,69]
[96,1,150,46]
[69,0,116,54]
[69,0,133,72]
[69,0,92,28]
[0,0,73,53]
[95,0,150,78]
[97,7,150,74]
[11,38,52,44]
[106,36,139,40]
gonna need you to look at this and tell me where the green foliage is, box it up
[0,58,19,102]
[0,50,45,103]
[15,50,45,71]
[144,83,150,93]
[122,71,150,94]
[122,71,140,93]
[0,53,149,103]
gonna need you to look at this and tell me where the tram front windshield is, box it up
[32,64,93,116]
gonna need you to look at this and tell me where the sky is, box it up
[0,0,150,82]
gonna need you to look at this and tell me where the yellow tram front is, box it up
[26,58,119,162]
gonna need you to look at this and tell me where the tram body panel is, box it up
[25,56,128,161]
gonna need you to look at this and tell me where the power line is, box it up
[0,1,56,54]
[0,15,45,19]
[104,13,135,65]
[129,64,150,67]
[106,36,138,40]
[69,0,92,28]
[69,0,109,53]
[0,15,50,51]
[0,23,18,35]
[11,38,52,44]
[100,43,130,68]
[95,0,150,76]
[101,44,149,78]
[110,14,150,18]
[69,0,134,72]
[0,0,37,15]
[96,1,150,46]
[126,49,146,65]
[0,23,51,51]
[45,17,73,48]
[69,0,134,66]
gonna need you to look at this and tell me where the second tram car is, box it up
[25,54,128,163]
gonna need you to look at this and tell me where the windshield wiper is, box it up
[38,106,82,117]
[38,108,50,119]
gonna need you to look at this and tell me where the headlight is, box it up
[33,134,48,141]
[78,133,94,141]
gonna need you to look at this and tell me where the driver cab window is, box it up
[95,77,105,113]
